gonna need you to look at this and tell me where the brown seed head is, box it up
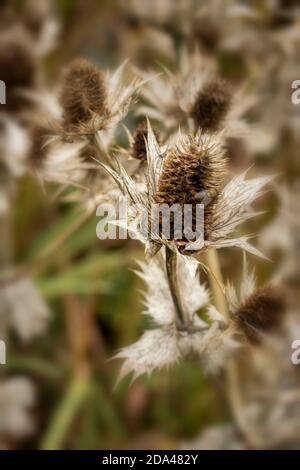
[60,58,108,132]
[154,135,227,240]
[0,28,37,112]
[235,286,285,345]
[132,121,159,161]
[191,79,232,132]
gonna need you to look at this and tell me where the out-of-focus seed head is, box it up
[0,28,37,112]
[154,134,227,241]
[132,121,159,161]
[60,58,108,132]
[235,286,285,345]
[191,79,232,132]
[191,19,220,54]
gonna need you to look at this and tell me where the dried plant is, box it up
[1,0,299,451]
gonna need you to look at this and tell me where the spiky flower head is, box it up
[61,58,108,133]
[235,286,285,344]
[98,124,271,258]
[0,27,37,112]
[154,132,227,241]
[190,79,232,132]
[132,120,160,161]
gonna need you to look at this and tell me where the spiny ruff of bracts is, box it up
[235,286,285,345]
[132,121,160,161]
[154,133,227,242]
[191,79,232,132]
[115,254,238,382]
[60,58,108,133]
[0,27,37,112]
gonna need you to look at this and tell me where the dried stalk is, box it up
[205,248,262,448]
[165,245,187,331]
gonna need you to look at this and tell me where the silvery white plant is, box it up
[115,252,238,381]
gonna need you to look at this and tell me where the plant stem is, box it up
[40,365,90,450]
[205,248,261,448]
[165,246,187,331]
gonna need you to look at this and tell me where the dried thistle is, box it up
[100,124,271,258]
[154,132,227,240]
[226,259,285,345]
[61,58,108,133]
[58,58,145,142]
[190,79,232,132]
[132,120,160,161]
[0,27,37,112]
[138,50,256,144]
[235,286,285,344]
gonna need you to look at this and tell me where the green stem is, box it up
[40,366,90,450]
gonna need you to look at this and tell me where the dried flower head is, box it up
[154,133,227,240]
[101,125,271,258]
[235,286,285,344]
[190,79,232,132]
[58,58,145,142]
[138,50,256,145]
[61,58,108,133]
[132,121,160,161]
[0,27,37,112]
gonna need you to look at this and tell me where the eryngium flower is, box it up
[59,58,145,137]
[226,260,285,345]
[154,132,227,241]
[0,27,37,112]
[190,79,232,132]
[61,58,108,133]
[132,121,149,160]
[100,125,271,258]
[138,50,255,141]
[132,120,160,161]
[235,286,285,344]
